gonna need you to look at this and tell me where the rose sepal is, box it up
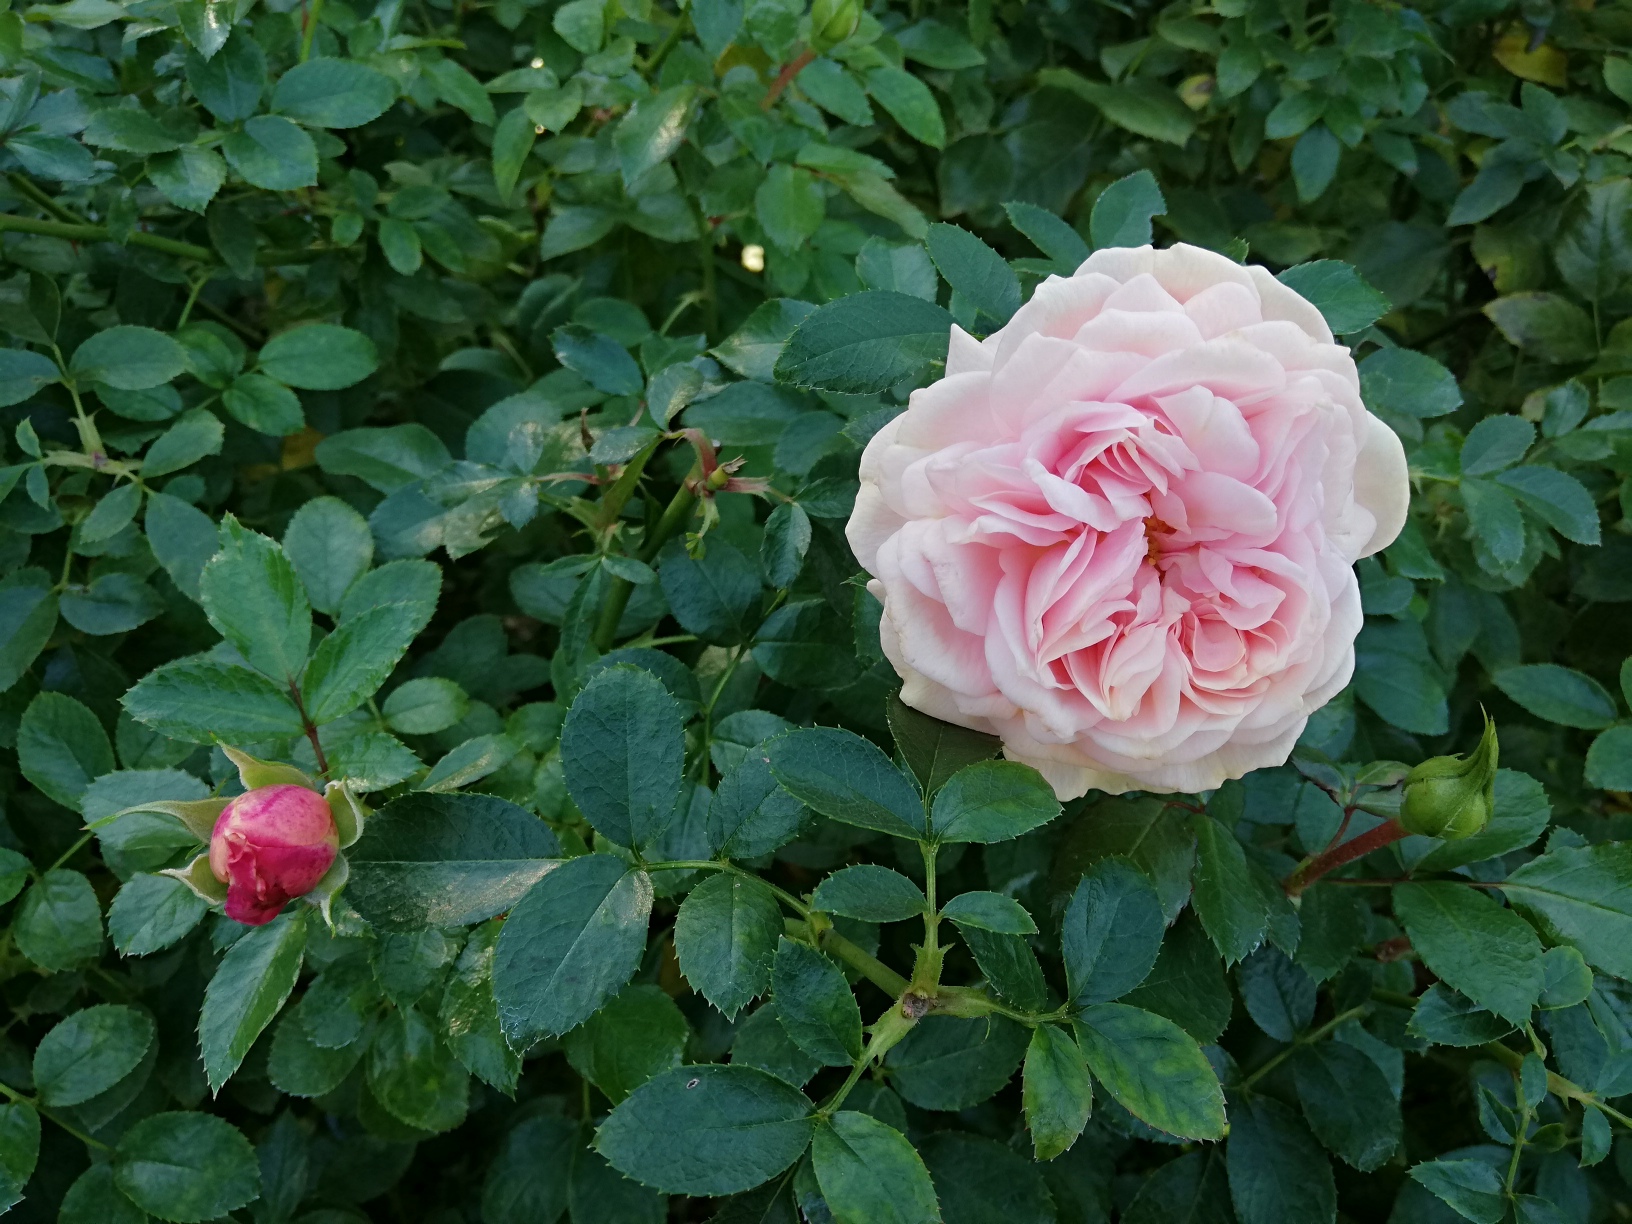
[221,744,318,792]
[161,851,229,905]
[324,779,369,849]
[102,797,228,843]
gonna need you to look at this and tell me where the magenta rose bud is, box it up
[208,784,339,926]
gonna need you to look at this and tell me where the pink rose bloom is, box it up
[209,784,339,925]
[847,244,1409,798]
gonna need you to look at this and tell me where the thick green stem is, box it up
[0,215,323,266]
[1482,1042,1632,1130]
[784,917,910,998]
[0,1081,110,1151]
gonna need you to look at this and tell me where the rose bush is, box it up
[0,0,1630,1221]
[851,242,1410,798]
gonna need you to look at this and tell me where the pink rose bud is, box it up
[209,785,339,926]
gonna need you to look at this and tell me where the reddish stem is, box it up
[1284,818,1409,897]
[762,48,816,110]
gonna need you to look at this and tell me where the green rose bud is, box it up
[810,0,861,51]
[1399,715,1498,841]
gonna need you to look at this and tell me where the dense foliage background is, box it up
[2,0,1632,1219]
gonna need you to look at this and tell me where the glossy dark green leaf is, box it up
[771,937,862,1066]
[560,665,685,850]
[768,727,924,838]
[114,1112,261,1224]
[674,871,783,1018]
[1062,856,1164,1005]
[1393,882,1544,1024]
[930,760,1059,844]
[596,1064,814,1195]
[1074,1003,1225,1141]
[774,291,954,394]
[33,1003,155,1107]
[813,1111,941,1224]
[563,983,689,1105]
[886,1015,1028,1112]
[1021,1024,1093,1161]
[347,792,561,930]
[492,853,652,1043]
[200,909,308,1092]
[812,865,926,923]
[1226,1094,1335,1224]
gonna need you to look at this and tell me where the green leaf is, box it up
[347,791,560,930]
[17,690,113,811]
[812,865,926,922]
[282,495,372,616]
[925,223,1019,325]
[657,539,761,646]
[1040,69,1194,144]
[813,1111,942,1224]
[771,937,862,1066]
[761,501,812,589]
[673,871,782,1018]
[122,656,304,743]
[1088,169,1167,250]
[367,1005,470,1133]
[0,348,59,406]
[148,146,226,213]
[1123,913,1233,1043]
[60,573,164,636]
[1555,178,1632,301]
[15,868,103,971]
[1537,944,1592,1009]
[1392,882,1543,1024]
[1353,619,1448,735]
[493,853,652,1043]
[756,164,825,252]
[1496,465,1601,545]
[491,105,536,203]
[1022,1023,1093,1160]
[1226,1094,1336,1224]
[596,1064,814,1195]
[223,114,318,190]
[774,291,954,394]
[1275,261,1390,335]
[258,324,378,390]
[886,1015,1028,1111]
[200,909,309,1092]
[732,1002,821,1089]
[920,1132,1052,1224]
[561,665,685,850]
[59,1162,143,1224]
[70,325,186,390]
[185,32,265,121]
[1062,857,1164,1004]
[1237,946,1314,1040]
[301,598,432,723]
[768,726,924,838]
[1587,725,1632,790]
[1059,796,1197,922]
[1073,1003,1225,1141]
[418,56,493,124]
[1191,814,1268,964]
[614,85,696,187]
[856,237,939,298]
[267,1005,365,1098]
[1291,1042,1401,1170]
[0,1106,38,1215]
[930,760,1058,844]
[940,890,1035,934]
[0,568,58,691]
[33,1004,155,1107]
[142,407,224,477]
[864,65,945,147]
[1503,842,1632,979]
[1291,124,1341,201]
[1407,984,1514,1045]
[885,694,999,797]
[709,754,810,859]
[1123,1151,1232,1224]
[318,426,451,493]
[712,298,819,382]
[383,676,468,736]
[438,919,520,1093]
[553,325,643,396]
[564,983,689,1105]
[1359,348,1463,418]
[1004,200,1090,269]
[1483,293,1597,363]
[271,57,396,128]
[108,872,208,956]
[1493,663,1617,729]
[961,926,1047,1011]
[221,372,303,435]
[483,1114,577,1224]
[199,515,311,683]
[1408,1159,1505,1224]
[1461,414,1534,475]
[115,1112,260,1223]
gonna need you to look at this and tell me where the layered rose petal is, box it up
[847,244,1410,799]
